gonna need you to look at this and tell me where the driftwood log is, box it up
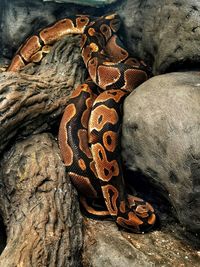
[0,35,86,266]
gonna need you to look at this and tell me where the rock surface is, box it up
[0,133,83,266]
[43,0,117,7]
[82,219,200,267]
[118,0,200,74]
[122,72,200,233]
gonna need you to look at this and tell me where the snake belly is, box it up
[7,13,156,233]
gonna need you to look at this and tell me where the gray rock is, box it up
[82,219,200,267]
[122,72,200,233]
[43,0,117,6]
[118,0,200,73]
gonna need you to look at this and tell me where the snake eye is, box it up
[80,18,86,22]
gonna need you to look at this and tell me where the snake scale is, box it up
[7,14,156,233]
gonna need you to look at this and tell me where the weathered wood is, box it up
[0,35,85,266]
[0,133,83,267]
[0,35,86,155]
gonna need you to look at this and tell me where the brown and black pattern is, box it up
[7,14,156,233]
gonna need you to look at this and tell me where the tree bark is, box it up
[0,35,86,266]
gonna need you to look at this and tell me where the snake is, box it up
[7,14,156,233]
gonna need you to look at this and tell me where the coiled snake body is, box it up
[7,14,156,233]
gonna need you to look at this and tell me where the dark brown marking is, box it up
[148,214,156,225]
[78,158,87,171]
[94,89,127,104]
[69,172,97,198]
[105,35,128,63]
[30,51,43,62]
[40,19,78,45]
[100,24,112,41]
[122,68,148,92]
[116,211,143,229]
[97,65,121,89]
[119,201,126,213]
[80,196,110,216]
[110,18,121,32]
[102,185,119,216]
[7,55,25,72]
[78,129,92,159]
[20,35,41,62]
[124,57,140,67]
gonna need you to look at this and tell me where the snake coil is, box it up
[7,14,156,233]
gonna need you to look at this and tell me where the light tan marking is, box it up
[94,89,126,104]
[58,103,76,166]
[40,19,80,45]
[88,27,96,36]
[76,16,90,30]
[103,131,117,152]
[80,196,110,216]
[69,172,97,198]
[89,104,118,132]
[148,214,156,225]
[70,83,90,99]
[20,35,42,62]
[102,61,116,66]
[78,129,92,159]
[78,158,87,171]
[105,35,128,63]
[122,69,148,92]
[97,65,121,89]
[100,24,112,41]
[128,195,144,205]
[146,202,155,213]
[135,205,149,218]
[102,184,119,216]
[119,201,126,213]
[116,211,143,228]
[91,143,119,181]
[105,14,117,20]
[42,45,51,53]
[89,42,99,52]
[7,55,25,72]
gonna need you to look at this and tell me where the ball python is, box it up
[7,13,156,233]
